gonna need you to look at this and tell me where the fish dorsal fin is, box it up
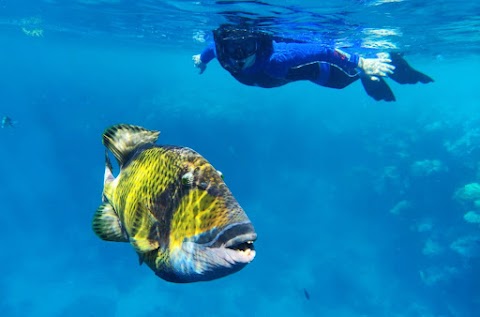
[92,202,129,242]
[102,124,160,167]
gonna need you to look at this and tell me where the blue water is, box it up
[1,0,479,316]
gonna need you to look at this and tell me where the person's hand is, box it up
[192,54,207,74]
[358,52,395,81]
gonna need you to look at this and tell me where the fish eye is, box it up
[198,181,208,190]
[217,170,224,180]
[181,172,194,186]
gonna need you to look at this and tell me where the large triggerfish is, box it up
[92,124,256,283]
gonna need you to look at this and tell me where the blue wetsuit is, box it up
[199,41,361,88]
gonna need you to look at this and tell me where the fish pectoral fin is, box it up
[102,124,160,167]
[102,150,115,203]
[92,203,128,242]
[130,237,160,254]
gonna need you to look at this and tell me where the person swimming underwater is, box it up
[193,24,434,102]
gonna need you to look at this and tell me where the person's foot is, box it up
[388,53,434,84]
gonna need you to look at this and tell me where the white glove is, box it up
[358,52,395,81]
[192,54,207,74]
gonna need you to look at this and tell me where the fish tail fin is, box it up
[389,52,434,84]
[102,124,160,167]
[92,202,129,242]
[361,76,396,102]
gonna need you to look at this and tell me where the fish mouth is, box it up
[211,222,257,262]
[224,233,256,252]
[211,222,256,250]
[223,232,256,264]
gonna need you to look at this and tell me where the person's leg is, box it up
[317,62,396,102]
[285,62,321,81]
[320,64,359,89]
[286,62,359,88]
[285,62,395,101]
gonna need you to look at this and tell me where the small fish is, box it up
[303,288,310,300]
[92,124,256,283]
[1,116,15,128]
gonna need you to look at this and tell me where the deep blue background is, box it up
[0,29,479,316]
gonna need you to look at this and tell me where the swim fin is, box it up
[389,53,434,84]
[361,76,396,102]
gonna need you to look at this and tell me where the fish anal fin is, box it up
[92,203,128,242]
[102,124,160,167]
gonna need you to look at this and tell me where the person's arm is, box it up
[267,42,394,81]
[192,42,216,74]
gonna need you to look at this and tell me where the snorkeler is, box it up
[1,116,15,128]
[192,24,434,102]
